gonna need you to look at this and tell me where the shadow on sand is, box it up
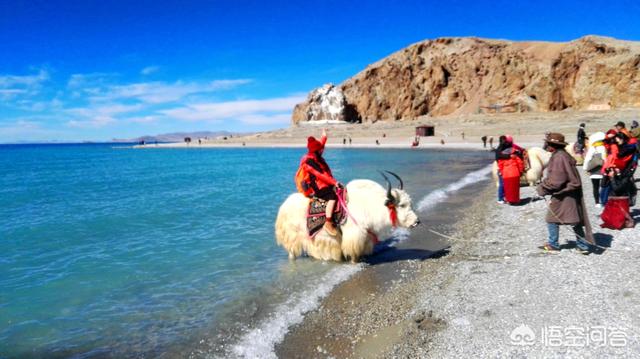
[365,246,450,265]
[555,232,612,255]
[510,196,545,206]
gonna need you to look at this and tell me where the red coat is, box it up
[602,143,635,172]
[301,135,337,191]
[499,154,524,204]
[499,154,525,179]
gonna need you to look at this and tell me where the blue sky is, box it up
[1,0,639,142]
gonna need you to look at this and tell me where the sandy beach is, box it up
[135,109,640,151]
[275,168,640,357]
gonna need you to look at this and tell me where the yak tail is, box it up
[275,201,304,259]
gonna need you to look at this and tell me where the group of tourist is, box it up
[494,120,639,254]
[298,121,638,256]
[583,121,639,208]
[583,121,639,230]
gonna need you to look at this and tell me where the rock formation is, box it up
[292,36,640,124]
[292,84,359,124]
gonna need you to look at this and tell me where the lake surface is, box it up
[0,144,492,358]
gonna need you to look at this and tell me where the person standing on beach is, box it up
[489,136,494,149]
[537,133,595,254]
[494,136,510,204]
[582,132,606,207]
[630,121,640,142]
[481,135,487,148]
[576,123,586,154]
[496,135,524,204]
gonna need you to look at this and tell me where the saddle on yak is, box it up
[306,188,348,238]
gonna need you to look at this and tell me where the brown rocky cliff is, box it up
[292,36,640,124]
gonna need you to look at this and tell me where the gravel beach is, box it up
[277,169,640,358]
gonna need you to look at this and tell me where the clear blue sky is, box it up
[1,0,639,142]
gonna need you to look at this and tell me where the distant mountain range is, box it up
[112,131,243,143]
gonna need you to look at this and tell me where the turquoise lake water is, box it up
[0,144,491,358]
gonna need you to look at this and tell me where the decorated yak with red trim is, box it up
[275,172,420,262]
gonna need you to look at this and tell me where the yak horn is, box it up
[379,171,393,202]
[385,170,404,190]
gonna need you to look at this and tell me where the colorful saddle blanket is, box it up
[306,188,348,238]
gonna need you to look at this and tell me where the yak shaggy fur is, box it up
[275,179,419,263]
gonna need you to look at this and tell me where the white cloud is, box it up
[89,79,252,104]
[140,66,160,75]
[0,89,28,96]
[66,116,116,128]
[126,115,160,124]
[0,119,67,142]
[0,69,50,99]
[236,113,292,125]
[65,103,144,117]
[160,95,305,121]
[63,103,144,128]
[0,69,49,87]
[1,69,298,141]
[67,73,120,96]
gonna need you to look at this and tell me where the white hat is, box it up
[588,131,605,145]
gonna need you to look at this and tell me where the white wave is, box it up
[417,165,492,212]
[227,165,491,358]
[230,264,363,359]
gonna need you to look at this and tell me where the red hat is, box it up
[307,136,323,153]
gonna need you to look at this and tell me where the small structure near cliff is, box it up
[415,125,435,136]
[292,84,360,125]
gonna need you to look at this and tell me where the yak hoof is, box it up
[288,252,296,260]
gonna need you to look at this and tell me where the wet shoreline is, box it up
[274,170,640,358]
[274,172,494,357]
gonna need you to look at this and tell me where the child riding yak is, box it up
[297,129,342,236]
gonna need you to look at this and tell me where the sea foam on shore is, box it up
[231,265,363,359]
[417,165,493,212]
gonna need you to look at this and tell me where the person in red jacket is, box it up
[301,129,342,235]
[498,143,525,204]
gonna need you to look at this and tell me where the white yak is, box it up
[275,172,420,263]
[492,147,551,187]
[566,141,588,165]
